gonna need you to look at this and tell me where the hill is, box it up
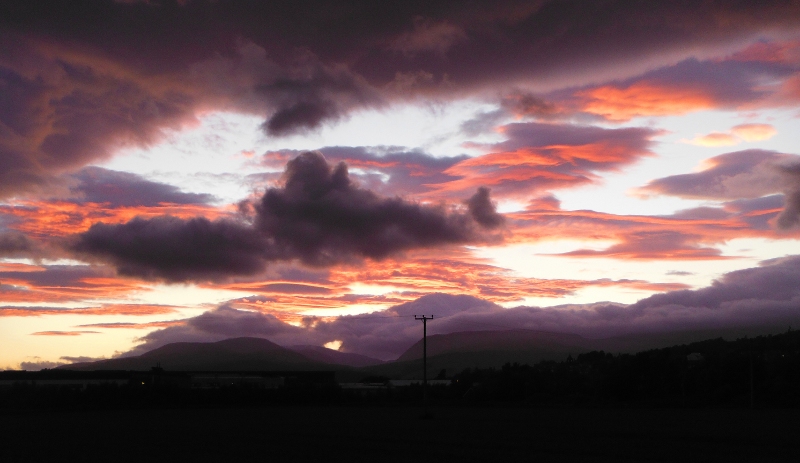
[287,345,384,367]
[61,337,330,371]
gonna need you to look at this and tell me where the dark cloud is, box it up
[70,167,214,207]
[0,37,199,197]
[465,187,504,229]
[778,190,800,229]
[2,1,799,196]
[257,64,380,136]
[0,232,34,257]
[71,152,504,280]
[501,92,561,119]
[777,163,800,230]
[254,151,501,265]
[72,216,270,282]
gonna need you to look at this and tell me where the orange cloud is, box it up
[205,248,689,320]
[0,304,179,317]
[578,83,715,121]
[423,123,660,199]
[0,267,151,304]
[430,143,646,198]
[30,331,99,336]
[1,201,225,238]
[76,320,186,329]
[508,197,792,260]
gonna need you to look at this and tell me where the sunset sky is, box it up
[3,0,800,368]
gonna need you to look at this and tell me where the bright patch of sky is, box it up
[555,108,797,217]
[101,100,504,205]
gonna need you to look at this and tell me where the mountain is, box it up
[348,330,591,379]
[287,345,384,368]
[397,329,588,362]
[61,337,330,371]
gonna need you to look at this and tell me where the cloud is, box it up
[637,149,800,230]
[666,270,694,276]
[30,331,99,336]
[509,196,786,260]
[1,1,799,198]
[465,187,504,229]
[684,123,778,147]
[69,167,215,207]
[263,146,469,196]
[557,231,727,260]
[0,304,178,317]
[731,123,778,142]
[390,18,467,55]
[254,59,381,136]
[255,151,503,265]
[19,360,66,371]
[0,265,155,303]
[578,82,716,121]
[0,232,35,257]
[637,150,795,200]
[72,216,271,282]
[0,37,200,197]
[631,255,800,313]
[59,356,104,363]
[430,122,661,198]
[686,132,740,147]
[76,320,185,329]
[71,152,504,281]
[572,54,800,121]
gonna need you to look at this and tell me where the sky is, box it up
[3,0,800,369]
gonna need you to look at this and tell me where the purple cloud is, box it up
[639,150,800,230]
[69,167,214,207]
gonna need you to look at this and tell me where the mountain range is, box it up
[61,329,591,377]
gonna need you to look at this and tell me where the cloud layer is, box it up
[126,254,800,360]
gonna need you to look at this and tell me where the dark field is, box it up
[1,406,798,462]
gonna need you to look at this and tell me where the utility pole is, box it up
[415,315,433,415]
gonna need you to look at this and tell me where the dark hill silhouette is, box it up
[61,337,331,371]
[287,345,384,367]
[347,330,591,379]
[398,329,588,362]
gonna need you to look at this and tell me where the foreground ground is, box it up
[1,406,797,462]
